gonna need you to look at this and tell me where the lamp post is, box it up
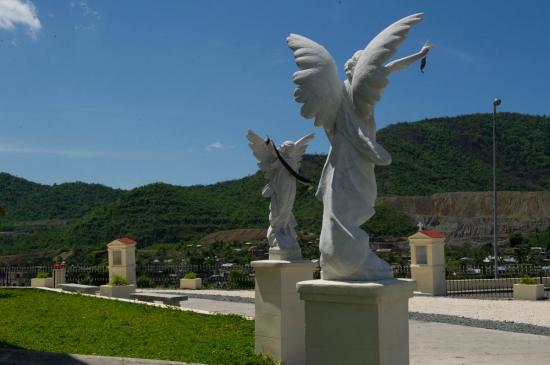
[492,98,501,279]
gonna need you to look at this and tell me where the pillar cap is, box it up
[108,237,137,247]
[408,230,445,240]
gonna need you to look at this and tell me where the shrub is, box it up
[110,276,128,286]
[137,275,154,288]
[228,269,254,289]
[36,271,49,279]
[519,276,538,285]
[184,272,198,279]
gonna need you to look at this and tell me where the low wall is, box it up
[447,277,550,292]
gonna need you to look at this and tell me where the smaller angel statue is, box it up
[247,129,315,261]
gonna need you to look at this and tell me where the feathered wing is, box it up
[246,130,276,176]
[287,34,343,132]
[290,133,315,165]
[351,13,424,118]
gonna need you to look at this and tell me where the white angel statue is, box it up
[247,130,315,261]
[287,13,431,280]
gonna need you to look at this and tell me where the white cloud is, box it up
[71,0,100,31]
[0,143,107,158]
[205,142,233,151]
[0,0,41,35]
[438,44,474,64]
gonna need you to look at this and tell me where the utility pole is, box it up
[492,98,501,279]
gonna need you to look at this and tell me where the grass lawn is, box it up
[0,289,274,365]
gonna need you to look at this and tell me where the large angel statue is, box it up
[247,130,315,261]
[287,13,431,281]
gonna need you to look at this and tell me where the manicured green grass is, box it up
[0,289,273,365]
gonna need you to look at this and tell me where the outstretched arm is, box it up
[385,41,431,73]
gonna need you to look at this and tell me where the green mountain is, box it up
[1,113,548,254]
[376,113,550,195]
[0,174,123,225]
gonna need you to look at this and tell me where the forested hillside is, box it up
[377,113,550,195]
[0,178,123,224]
[1,113,548,255]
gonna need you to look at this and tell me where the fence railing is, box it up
[2,263,549,297]
[445,264,550,298]
[0,263,255,289]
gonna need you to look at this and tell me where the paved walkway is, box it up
[145,288,550,328]
[410,321,550,365]
[177,297,254,318]
[410,296,550,327]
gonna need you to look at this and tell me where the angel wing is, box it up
[246,129,276,175]
[351,13,424,118]
[290,133,315,164]
[287,34,343,132]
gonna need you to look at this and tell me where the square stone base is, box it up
[252,260,317,365]
[31,277,54,288]
[100,284,136,299]
[180,278,202,289]
[513,283,545,300]
[411,264,446,296]
[297,278,415,365]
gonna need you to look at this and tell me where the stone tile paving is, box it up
[410,321,550,365]
[177,298,254,318]
[137,289,254,303]
[409,296,550,327]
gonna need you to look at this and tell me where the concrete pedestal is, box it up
[252,260,317,365]
[409,230,447,296]
[31,277,54,288]
[100,284,136,299]
[297,278,415,365]
[180,278,202,289]
[410,264,446,295]
[513,283,545,300]
[107,238,137,285]
[53,266,66,288]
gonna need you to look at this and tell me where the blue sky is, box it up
[0,0,548,189]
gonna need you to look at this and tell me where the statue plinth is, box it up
[297,278,415,365]
[252,260,317,365]
[268,246,302,261]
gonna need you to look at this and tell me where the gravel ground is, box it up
[409,296,550,327]
[410,312,550,337]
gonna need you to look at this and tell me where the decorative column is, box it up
[107,237,137,285]
[409,227,446,296]
[52,262,66,288]
[297,278,415,365]
[252,259,316,365]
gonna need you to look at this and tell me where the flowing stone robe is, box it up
[264,150,299,251]
[288,13,431,280]
[316,82,393,280]
[247,131,314,260]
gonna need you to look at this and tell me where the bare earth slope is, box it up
[380,191,550,243]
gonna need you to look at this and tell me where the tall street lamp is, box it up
[492,98,501,279]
